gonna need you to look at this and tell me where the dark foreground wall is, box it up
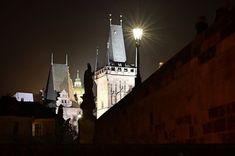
[94,9,235,143]
[0,144,234,156]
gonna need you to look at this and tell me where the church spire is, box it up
[120,15,123,26]
[76,70,80,80]
[51,53,54,65]
[95,48,99,79]
[109,14,112,25]
[65,53,68,66]
[107,43,110,65]
[95,48,99,72]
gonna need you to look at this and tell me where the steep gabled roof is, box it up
[107,24,126,63]
[45,64,75,102]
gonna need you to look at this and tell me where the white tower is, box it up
[95,15,136,118]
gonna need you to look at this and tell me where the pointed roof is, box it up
[45,64,75,102]
[74,70,82,87]
[107,24,126,64]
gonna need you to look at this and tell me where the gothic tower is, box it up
[44,54,75,107]
[95,15,137,118]
[73,70,84,105]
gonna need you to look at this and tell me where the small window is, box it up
[117,68,121,71]
[33,123,43,137]
[124,68,128,72]
[101,101,104,109]
[111,67,115,71]
[130,69,134,72]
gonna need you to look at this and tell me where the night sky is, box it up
[0,0,222,96]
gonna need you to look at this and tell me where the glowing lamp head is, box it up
[78,114,82,119]
[133,28,143,40]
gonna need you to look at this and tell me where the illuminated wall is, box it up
[56,90,82,133]
[95,66,136,118]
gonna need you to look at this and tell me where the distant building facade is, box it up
[0,97,56,144]
[13,92,34,102]
[56,90,82,133]
[95,17,136,118]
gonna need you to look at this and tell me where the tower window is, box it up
[101,101,104,109]
[32,123,43,137]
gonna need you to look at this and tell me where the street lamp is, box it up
[133,28,143,86]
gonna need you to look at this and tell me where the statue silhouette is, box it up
[84,63,94,94]
[79,63,96,144]
[81,63,95,115]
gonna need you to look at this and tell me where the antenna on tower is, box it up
[51,53,54,65]
[109,14,112,25]
[135,48,137,67]
[120,15,123,26]
[65,53,68,66]
[95,48,99,70]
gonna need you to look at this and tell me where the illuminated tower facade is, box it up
[95,15,136,118]
[73,70,84,104]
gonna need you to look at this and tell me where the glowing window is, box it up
[32,123,43,137]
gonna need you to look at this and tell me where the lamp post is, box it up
[133,28,143,86]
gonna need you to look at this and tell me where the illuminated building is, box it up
[94,15,137,118]
[56,90,82,133]
[13,92,34,102]
[73,70,84,105]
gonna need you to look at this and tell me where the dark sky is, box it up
[0,0,222,96]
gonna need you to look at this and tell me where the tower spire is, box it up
[76,70,80,79]
[95,48,99,71]
[107,44,110,65]
[120,15,123,26]
[51,53,54,65]
[66,53,68,66]
[109,14,112,25]
[95,48,99,80]
[135,48,137,67]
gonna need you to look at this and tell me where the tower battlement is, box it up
[95,66,136,79]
